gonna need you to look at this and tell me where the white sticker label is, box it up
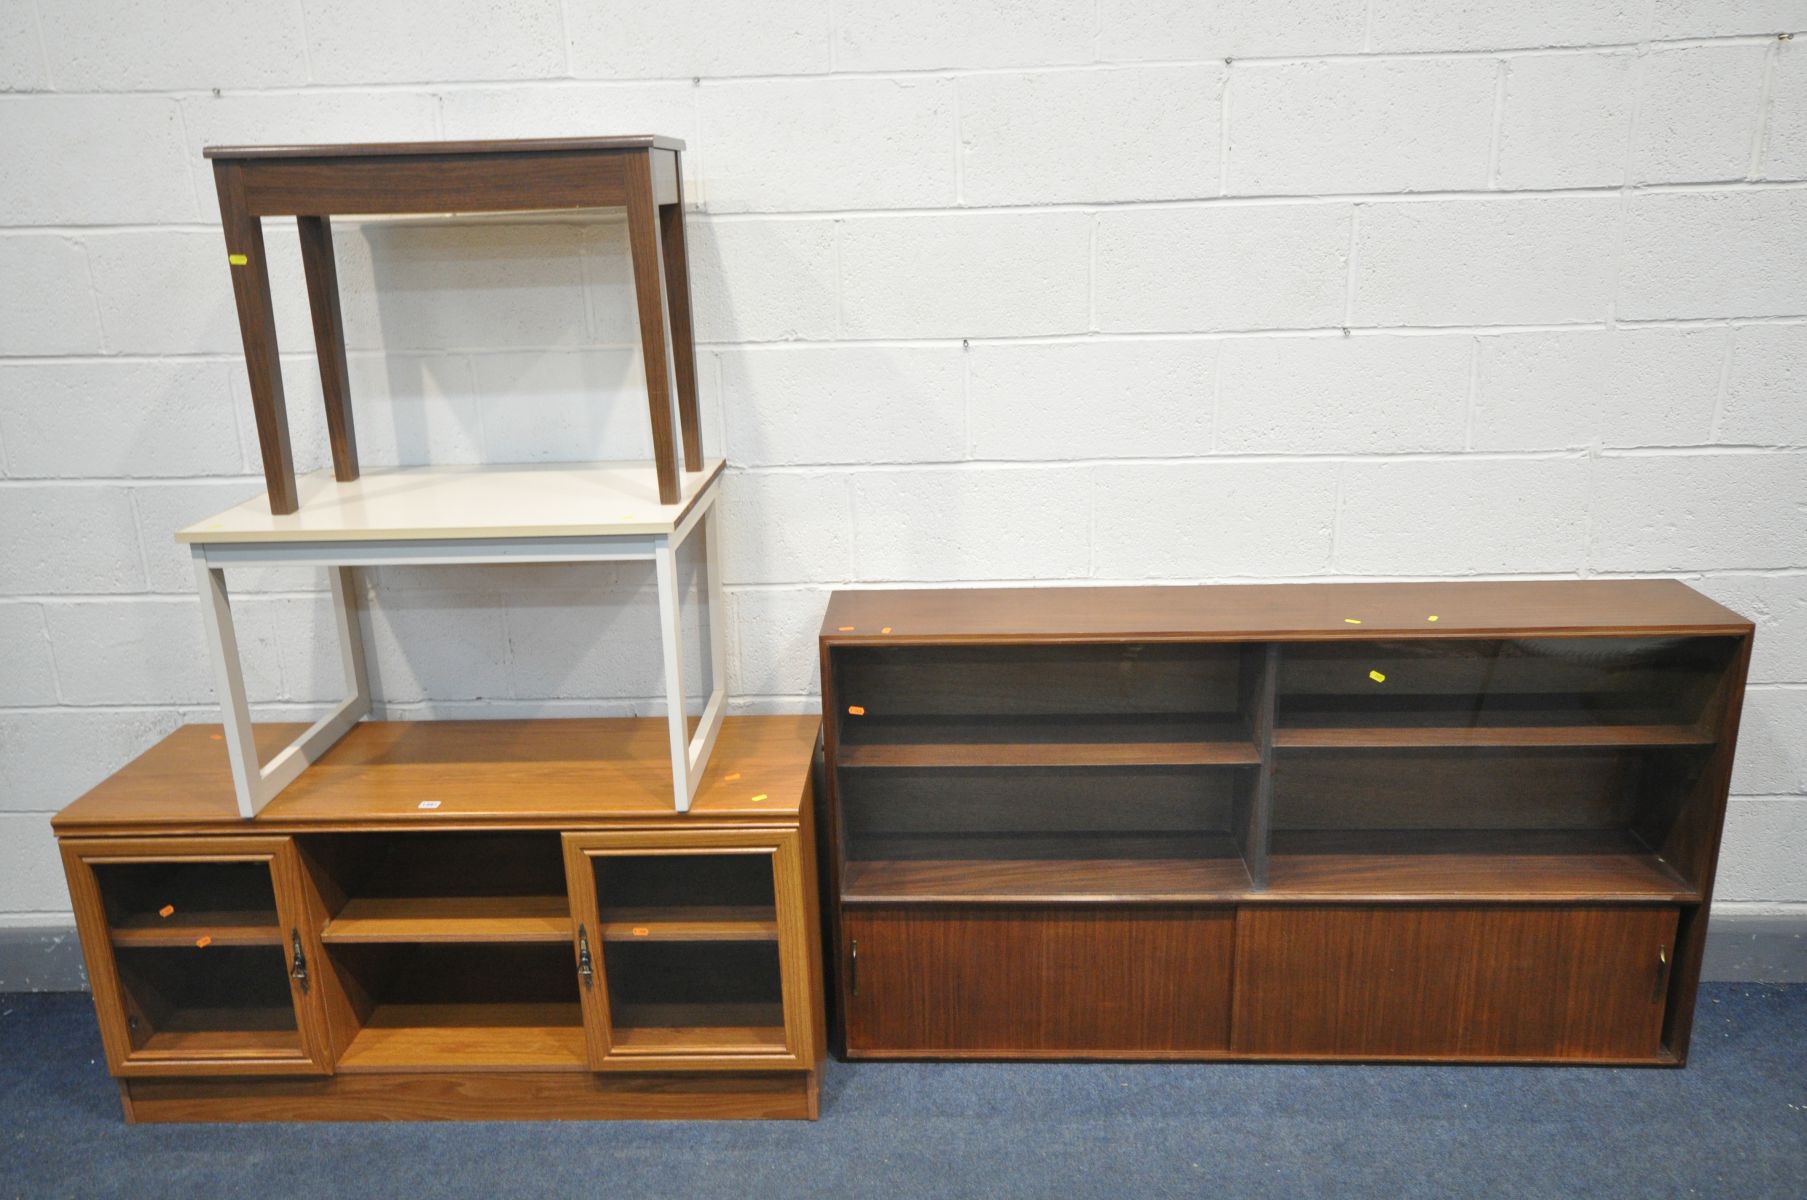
[417,800,442,810]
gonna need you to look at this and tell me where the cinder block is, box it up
[301,0,565,83]
[1100,0,1367,62]
[1730,688,1807,795]
[1619,190,1807,318]
[851,466,1091,581]
[180,91,441,219]
[1228,59,1496,194]
[0,361,242,478]
[333,221,590,352]
[470,350,653,461]
[87,229,312,356]
[1337,457,1591,574]
[1632,45,1768,184]
[839,0,1091,68]
[439,82,696,143]
[968,341,1216,461]
[1696,574,1807,684]
[0,237,101,355]
[1094,204,1351,333]
[1715,798,1807,902]
[959,66,1222,205]
[131,480,271,594]
[360,590,511,703]
[0,603,56,706]
[228,593,344,704]
[1496,53,1635,189]
[0,485,144,594]
[1761,42,1807,180]
[1472,327,1725,449]
[1216,335,1471,453]
[729,586,829,698]
[1589,452,1807,571]
[1352,196,1619,326]
[719,345,964,466]
[685,218,838,343]
[0,813,71,912]
[43,599,219,705]
[0,97,195,225]
[505,578,706,703]
[700,78,956,212]
[0,709,185,813]
[1,0,46,91]
[839,212,1091,338]
[718,470,851,585]
[568,0,829,79]
[38,0,307,90]
[1720,323,1807,445]
[1092,461,1337,579]
[1369,0,1654,52]
[1653,0,1802,39]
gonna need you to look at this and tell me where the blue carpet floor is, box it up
[4,984,1803,1200]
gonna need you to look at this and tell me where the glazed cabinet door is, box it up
[841,906,1236,1057]
[562,829,815,1071]
[1232,905,1679,1061]
[60,837,333,1077]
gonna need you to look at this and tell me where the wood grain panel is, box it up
[842,906,1233,1056]
[239,153,629,216]
[1232,905,1677,1060]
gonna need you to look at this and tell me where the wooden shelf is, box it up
[610,1003,788,1053]
[322,896,572,944]
[838,714,1259,769]
[336,1003,588,1073]
[110,911,282,948]
[599,907,777,943]
[175,459,725,545]
[1263,829,1700,902]
[843,833,1252,902]
[137,1028,304,1058]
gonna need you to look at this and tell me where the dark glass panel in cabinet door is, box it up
[561,830,812,1071]
[59,837,333,1077]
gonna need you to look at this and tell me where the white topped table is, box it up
[181,459,727,817]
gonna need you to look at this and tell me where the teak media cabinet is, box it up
[54,716,828,1122]
[818,580,1752,1064]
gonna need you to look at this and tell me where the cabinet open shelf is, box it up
[1273,723,1713,749]
[838,713,1259,768]
[843,832,1253,902]
[337,1003,589,1073]
[609,1005,789,1053]
[110,917,283,948]
[322,895,572,944]
[598,907,778,943]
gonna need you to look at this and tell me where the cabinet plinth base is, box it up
[120,1069,820,1123]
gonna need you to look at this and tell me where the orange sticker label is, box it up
[158,904,175,918]
[847,705,866,716]
[194,935,213,948]
[881,626,893,634]
[724,772,742,782]
[632,927,649,937]
[837,626,855,632]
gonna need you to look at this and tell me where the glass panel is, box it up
[590,852,786,1052]
[1276,636,1737,734]
[603,940,785,1048]
[113,945,300,1055]
[837,765,1253,900]
[93,862,278,935]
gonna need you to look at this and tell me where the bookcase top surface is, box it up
[54,716,818,833]
[821,580,1751,643]
[177,460,724,544]
[204,135,686,159]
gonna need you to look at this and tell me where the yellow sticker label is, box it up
[1369,670,1386,683]
[228,253,248,266]
[1344,617,1362,625]
[1427,615,1439,622]
[750,793,768,803]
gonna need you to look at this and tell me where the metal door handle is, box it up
[850,938,859,997]
[290,929,310,994]
[1653,945,1670,1003]
[578,925,594,989]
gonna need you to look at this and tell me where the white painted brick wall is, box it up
[2,2,1804,928]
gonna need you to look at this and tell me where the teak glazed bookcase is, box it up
[53,717,828,1123]
[192,137,727,815]
[818,579,1752,1064]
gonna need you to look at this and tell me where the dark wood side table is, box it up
[206,135,702,513]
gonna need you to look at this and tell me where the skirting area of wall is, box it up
[4,916,1803,994]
